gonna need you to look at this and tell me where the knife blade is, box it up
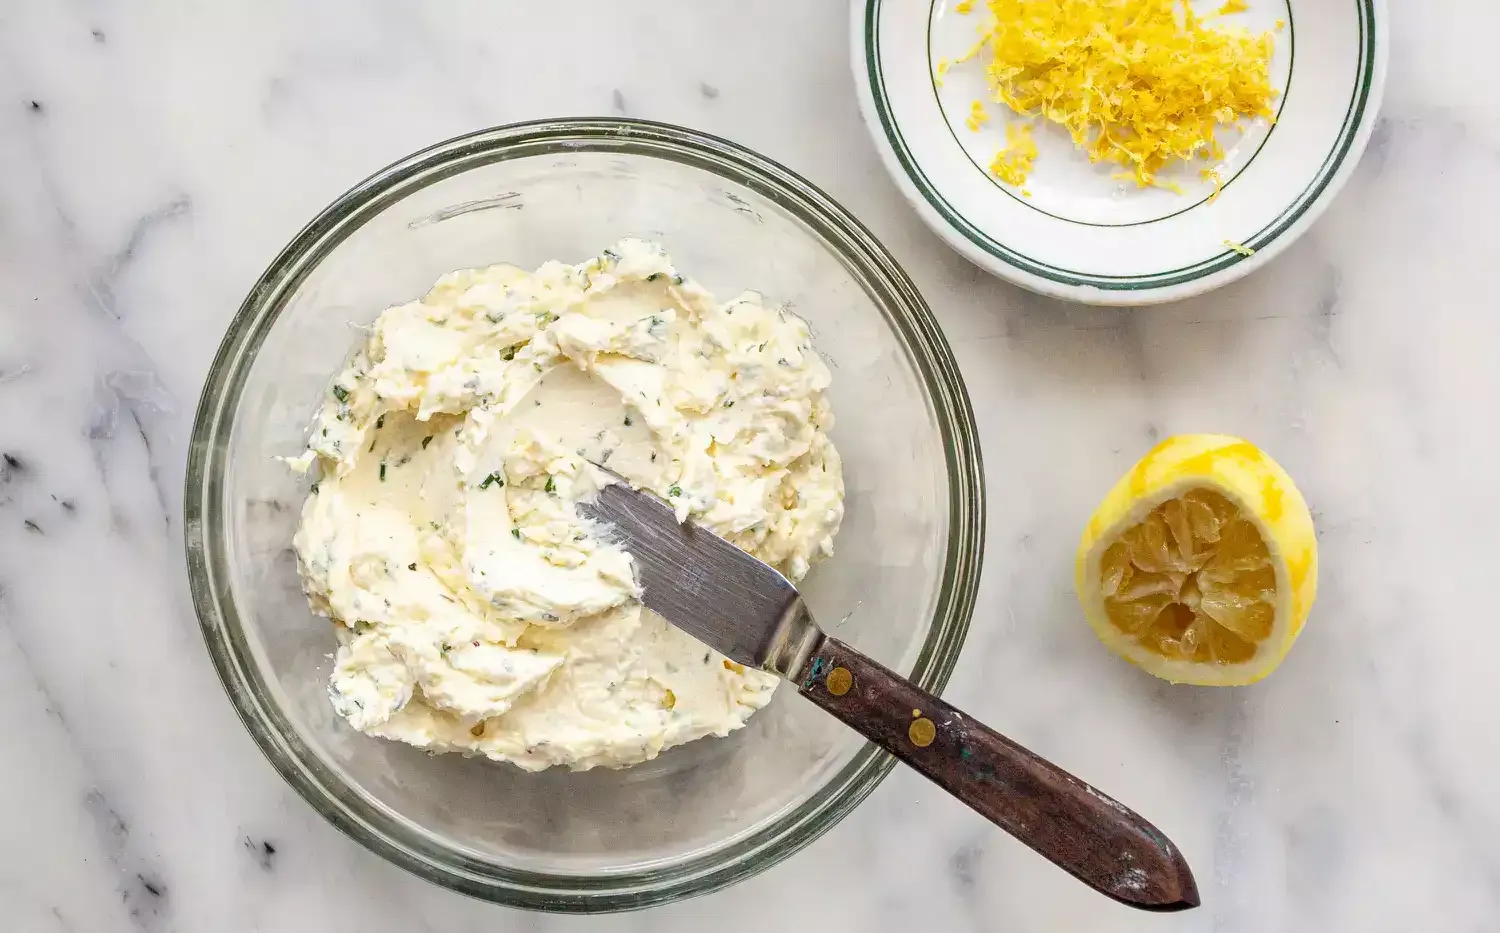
[577,476,821,678]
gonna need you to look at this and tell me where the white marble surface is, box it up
[0,0,1490,929]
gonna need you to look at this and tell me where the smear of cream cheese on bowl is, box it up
[286,239,845,772]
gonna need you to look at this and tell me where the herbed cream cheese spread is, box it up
[287,239,844,771]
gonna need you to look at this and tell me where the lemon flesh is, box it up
[1077,435,1317,686]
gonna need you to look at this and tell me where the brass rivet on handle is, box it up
[826,666,853,696]
[909,717,936,748]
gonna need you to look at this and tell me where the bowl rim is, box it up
[183,118,985,912]
[850,0,1390,306]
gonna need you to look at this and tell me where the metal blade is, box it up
[577,478,821,677]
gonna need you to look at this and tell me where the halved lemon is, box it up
[1076,435,1318,686]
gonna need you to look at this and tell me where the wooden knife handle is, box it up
[796,635,1199,911]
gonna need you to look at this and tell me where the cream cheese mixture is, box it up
[287,239,844,771]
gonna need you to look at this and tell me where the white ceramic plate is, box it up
[851,0,1387,305]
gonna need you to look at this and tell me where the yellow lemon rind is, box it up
[1075,435,1318,686]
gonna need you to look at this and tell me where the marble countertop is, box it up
[0,1,1487,930]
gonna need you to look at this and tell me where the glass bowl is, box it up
[185,119,984,912]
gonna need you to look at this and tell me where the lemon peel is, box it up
[1076,435,1317,686]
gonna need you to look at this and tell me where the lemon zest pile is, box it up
[968,0,1276,189]
[1216,0,1248,14]
[989,123,1037,187]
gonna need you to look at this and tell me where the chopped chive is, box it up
[479,472,504,490]
[375,415,385,429]
[544,476,556,494]
[623,415,633,427]
[724,400,735,408]
[408,563,417,571]
[668,485,682,497]
[602,248,620,263]
[379,462,387,481]
[422,436,433,449]
[310,482,319,494]
[512,528,521,540]
[671,274,684,285]
[502,347,516,361]
[647,272,663,282]
[533,362,542,372]
[332,385,349,402]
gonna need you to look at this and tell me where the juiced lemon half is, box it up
[1076,435,1318,686]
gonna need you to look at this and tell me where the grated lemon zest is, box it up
[963,0,1276,189]
[1217,0,1249,14]
[935,57,952,87]
[966,100,991,132]
[1224,240,1255,256]
[990,122,1037,186]
[955,36,988,66]
[1202,167,1225,202]
[955,0,975,12]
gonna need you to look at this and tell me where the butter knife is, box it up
[579,478,1199,911]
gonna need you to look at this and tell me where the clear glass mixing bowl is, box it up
[185,119,984,912]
